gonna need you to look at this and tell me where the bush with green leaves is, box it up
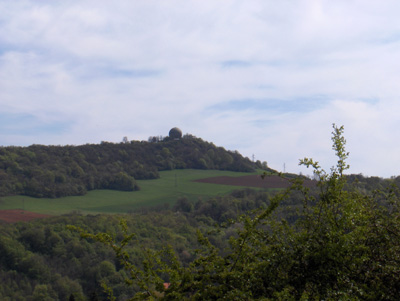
[75,125,400,300]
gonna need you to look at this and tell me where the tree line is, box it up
[74,125,400,300]
[0,187,274,300]
[1,125,399,299]
[0,166,399,300]
[0,135,268,198]
[1,160,399,300]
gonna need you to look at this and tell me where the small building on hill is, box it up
[169,127,182,139]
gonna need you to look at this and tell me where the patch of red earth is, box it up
[0,209,51,223]
[194,175,316,189]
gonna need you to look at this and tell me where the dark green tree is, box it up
[73,125,400,300]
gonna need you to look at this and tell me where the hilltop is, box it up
[0,134,273,198]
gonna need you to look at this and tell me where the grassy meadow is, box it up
[0,169,264,215]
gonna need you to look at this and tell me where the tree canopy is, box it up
[1,125,400,300]
[77,124,400,300]
[0,135,266,198]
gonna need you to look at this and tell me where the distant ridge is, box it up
[0,135,273,198]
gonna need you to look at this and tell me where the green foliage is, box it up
[0,209,211,300]
[76,124,400,299]
[0,136,263,198]
[173,197,193,213]
[0,186,268,299]
[0,169,264,214]
[1,125,400,299]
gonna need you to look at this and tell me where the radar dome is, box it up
[169,127,182,139]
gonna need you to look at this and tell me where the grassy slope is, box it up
[0,169,264,215]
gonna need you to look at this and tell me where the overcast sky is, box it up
[1,1,400,177]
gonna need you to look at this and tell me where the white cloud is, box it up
[1,1,400,177]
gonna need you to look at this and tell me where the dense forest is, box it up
[78,126,400,300]
[1,125,400,300]
[0,134,269,198]
[0,189,273,300]
[1,170,400,300]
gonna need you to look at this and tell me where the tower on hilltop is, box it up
[169,127,182,139]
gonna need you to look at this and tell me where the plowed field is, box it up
[194,175,316,188]
[0,209,51,223]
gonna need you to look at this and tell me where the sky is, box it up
[1,1,400,178]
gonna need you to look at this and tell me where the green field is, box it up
[0,169,264,215]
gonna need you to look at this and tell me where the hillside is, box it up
[0,190,272,300]
[0,135,272,198]
[0,126,400,300]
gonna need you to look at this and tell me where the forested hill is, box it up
[0,135,271,198]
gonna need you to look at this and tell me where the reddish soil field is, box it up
[0,209,51,223]
[195,175,316,189]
